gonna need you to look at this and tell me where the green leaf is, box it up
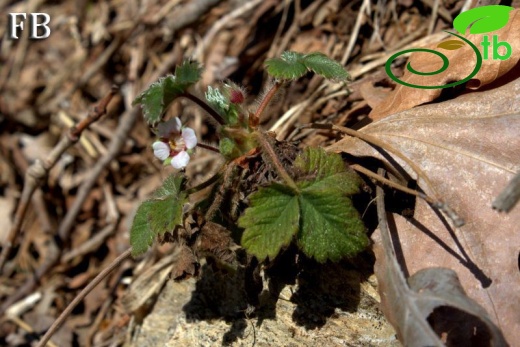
[129,201,154,257]
[175,60,203,85]
[239,184,299,261]
[151,173,186,199]
[294,146,361,195]
[265,51,307,80]
[240,147,368,263]
[302,52,349,80]
[298,189,367,262]
[133,60,202,125]
[265,51,349,81]
[130,174,187,257]
[205,86,239,125]
[295,148,367,262]
[132,78,166,125]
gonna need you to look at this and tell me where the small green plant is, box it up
[130,52,369,267]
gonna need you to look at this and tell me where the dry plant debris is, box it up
[0,0,518,346]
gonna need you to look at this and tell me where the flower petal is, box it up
[171,151,190,169]
[182,128,198,149]
[152,141,170,161]
[157,117,182,137]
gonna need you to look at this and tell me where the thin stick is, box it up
[6,316,58,347]
[36,248,132,347]
[266,0,291,59]
[351,164,433,203]
[253,82,281,125]
[307,123,441,200]
[254,130,298,191]
[181,92,225,125]
[304,123,464,226]
[197,142,220,153]
[185,167,224,195]
[0,87,118,274]
[354,164,464,227]
[341,0,370,65]
[0,108,139,315]
[428,0,440,35]
[193,0,263,61]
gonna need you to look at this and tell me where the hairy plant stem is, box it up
[181,92,225,125]
[254,129,298,192]
[252,81,281,125]
[185,168,224,195]
[197,142,220,153]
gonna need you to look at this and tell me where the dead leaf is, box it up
[371,9,520,120]
[196,221,237,267]
[374,187,507,346]
[328,77,520,344]
[170,245,199,280]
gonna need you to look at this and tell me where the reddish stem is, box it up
[252,81,281,126]
[181,92,225,125]
[197,143,220,153]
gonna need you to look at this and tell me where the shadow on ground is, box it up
[182,247,373,345]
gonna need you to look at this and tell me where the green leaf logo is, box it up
[453,5,513,35]
[437,39,465,50]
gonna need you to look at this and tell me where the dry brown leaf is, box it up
[170,245,199,280]
[328,77,520,344]
[371,9,520,120]
[196,221,237,266]
[374,187,507,346]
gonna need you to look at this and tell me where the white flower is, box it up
[152,117,197,169]
[152,142,170,161]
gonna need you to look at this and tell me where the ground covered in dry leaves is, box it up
[1,0,519,346]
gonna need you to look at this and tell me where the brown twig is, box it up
[351,164,432,202]
[192,0,263,61]
[351,164,465,226]
[197,142,220,153]
[0,87,118,274]
[61,224,117,264]
[181,92,225,125]
[5,143,53,239]
[164,0,222,36]
[36,248,132,347]
[0,106,138,315]
[304,122,465,227]
[58,105,135,241]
